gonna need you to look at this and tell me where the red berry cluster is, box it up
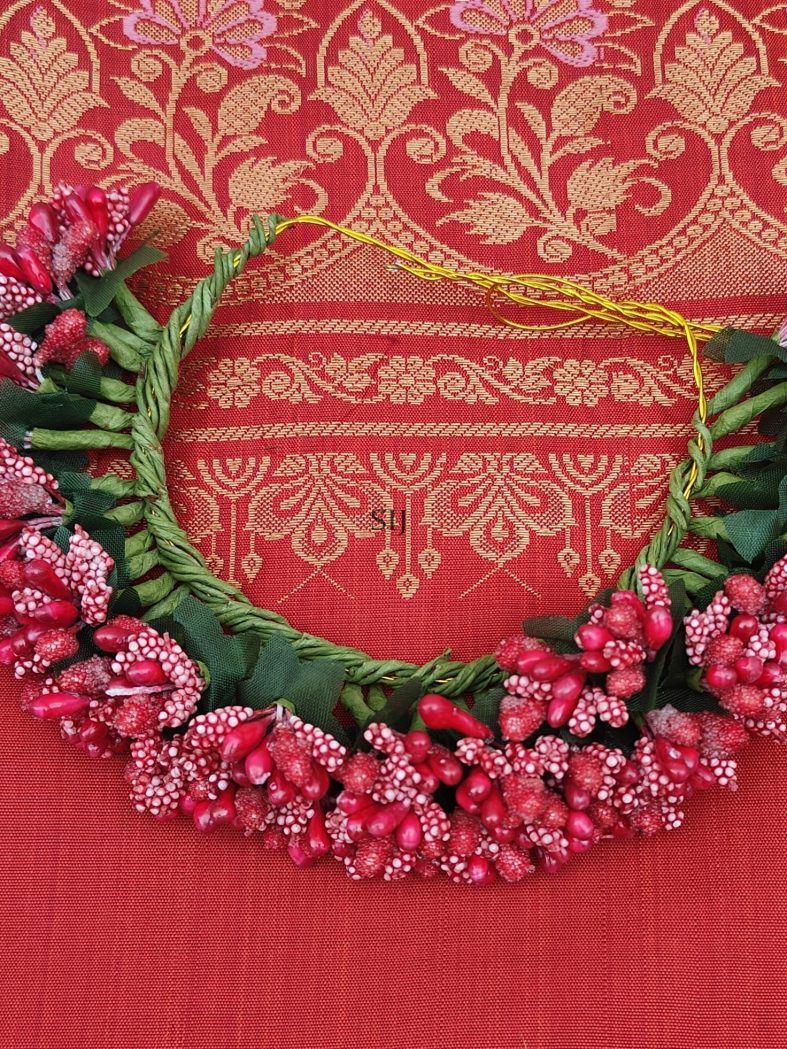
[24,613,206,754]
[0,181,160,304]
[686,561,787,738]
[0,523,114,676]
[496,565,673,740]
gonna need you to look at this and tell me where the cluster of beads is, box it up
[0,181,160,381]
[496,566,673,740]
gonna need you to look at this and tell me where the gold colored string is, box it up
[177,214,723,684]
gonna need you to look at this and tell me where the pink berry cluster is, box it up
[84,685,749,884]
[0,523,114,676]
[495,565,673,740]
[0,437,61,540]
[687,558,787,739]
[21,613,206,756]
[0,181,160,311]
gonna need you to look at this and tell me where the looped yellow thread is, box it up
[179,213,719,506]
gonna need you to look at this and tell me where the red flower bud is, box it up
[15,244,52,294]
[192,801,215,832]
[704,664,738,691]
[404,729,431,761]
[220,718,269,762]
[466,854,490,883]
[266,770,296,806]
[0,244,25,281]
[210,787,237,825]
[128,182,161,225]
[566,810,594,840]
[480,786,506,832]
[644,606,673,650]
[23,558,72,600]
[418,693,493,739]
[579,650,612,673]
[29,691,90,718]
[730,614,758,641]
[757,661,782,686]
[28,203,58,243]
[93,622,136,651]
[244,740,273,783]
[63,192,93,226]
[32,600,79,627]
[300,764,330,801]
[395,812,423,850]
[546,670,586,727]
[125,658,169,686]
[530,654,574,682]
[426,747,463,786]
[307,808,331,856]
[412,761,439,793]
[734,655,764,685]
[690,764,717,791]
[85,187,109,238]
[287,842,314,867]
[564,782,591,810]
[366,801,409,838]
[515,648,548,673]
[336,790,373,815]
[575,623,614,651]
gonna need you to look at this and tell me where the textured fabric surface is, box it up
[1,1,787,1047]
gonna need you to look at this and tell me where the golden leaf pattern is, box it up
[311,10,436,139]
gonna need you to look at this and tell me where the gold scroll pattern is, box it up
[0,2,782,287]
[158,448,683,601]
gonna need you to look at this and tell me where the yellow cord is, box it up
[178,214,723,684]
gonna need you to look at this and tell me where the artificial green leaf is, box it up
[75,244,167,317]
[0,379,96,429]
[237,632,302,708]
[172,596,259,713]
[704,327,782,365]
[6,301,61,335]
[725,508,783,563]
[470,685,505,731]
[521,614,576,642]
[364,676,425,732]
[282,658,348,738]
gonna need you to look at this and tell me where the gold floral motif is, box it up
[312,9,436,140]
[651,7,776,134]
[177,348,723,409]
[0,5,109,219]
[376,356,437,404]
[205,358,260,408]
[552,358,609,406]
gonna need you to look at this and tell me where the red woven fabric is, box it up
[1,2,787,1046]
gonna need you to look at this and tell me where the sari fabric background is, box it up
[1,2,786,1046]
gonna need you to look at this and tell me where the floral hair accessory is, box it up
[2,178,787,885]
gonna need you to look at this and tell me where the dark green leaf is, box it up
[470,685,505,732]
[0,379,96,429]
[6,301,61,335]
[75,244,167,317]
[282,658,348,735]
[237,632,301,708]
[521,614,576,642]
[365,676,425,732]
[711,327,782,365]
[172,596,259,713]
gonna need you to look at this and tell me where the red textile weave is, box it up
[1,2,787,1046]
